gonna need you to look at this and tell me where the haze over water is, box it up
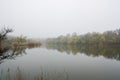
[0,0,120,80]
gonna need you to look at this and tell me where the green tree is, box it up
[14,35,27,44]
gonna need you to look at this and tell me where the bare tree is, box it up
[0,27,13,40]
[0,27,13,50]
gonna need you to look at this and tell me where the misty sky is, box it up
[0,0,120,38]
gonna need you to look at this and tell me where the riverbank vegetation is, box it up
[0,27,41,50]
[46,28,120,45]
[0,67,69,80]
[13,35,41,47]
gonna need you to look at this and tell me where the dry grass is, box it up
[0,67,69,80]
[13,42,41,47]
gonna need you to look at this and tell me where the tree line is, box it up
[47,28,120,45]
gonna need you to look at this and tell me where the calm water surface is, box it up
[0,45,120,80]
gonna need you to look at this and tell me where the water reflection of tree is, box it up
[0,47,26,64]
[46,44,120,61]
[0,44,41,64]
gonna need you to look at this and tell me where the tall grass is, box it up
[0,67,70,80]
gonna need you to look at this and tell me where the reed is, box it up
[13,42,41,47]
[0,67,69,80]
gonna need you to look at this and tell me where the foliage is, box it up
[46,28,120,45]
[13,35,27,44]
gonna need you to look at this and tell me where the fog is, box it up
[0,0,120,38]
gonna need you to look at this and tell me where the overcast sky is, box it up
[0,0,120,38]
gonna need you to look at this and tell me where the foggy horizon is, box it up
[0,0,120,38]
[1,1,120,80]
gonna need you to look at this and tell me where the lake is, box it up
[0,44,120,80]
